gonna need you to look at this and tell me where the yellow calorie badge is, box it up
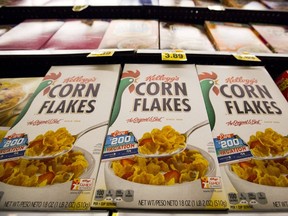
[233,52,261,62]
[161,50,187,61]
[87,49,115,57]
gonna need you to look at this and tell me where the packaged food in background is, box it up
[160,22,215,52]
[0,19,64,50]
[205,21,272,53]
[260,0,288,10]
[251,23,288,54]
[275,70,288,101]
[41,19,110,50]
[0,77,42,127]
[98,20,159,50]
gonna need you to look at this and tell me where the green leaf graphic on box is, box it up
[109,70,140,126]
[198,72,219,130]
[11,72,61,128]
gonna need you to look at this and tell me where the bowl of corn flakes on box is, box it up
[225,128,288,208]
[0,146,95,203]
[225,158,288,208]
[104,144,216,205]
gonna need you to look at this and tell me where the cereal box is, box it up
[41,19,110,50]
[119,0,158,5]
[205,21,272,53]
[160,22,215,52]
[275,70,288,101]
[91,64,228,210]
[221,0,267,9]
[260,0,288,10]
[193,0,222,7]
[0,77,42,127]
[0,64,121,211]
[98,20,159,49]
[158,0,195,6]
[0,19,64,50]
[196,65,288,211]
[0,25,14,37]
[251,23,288,54]
[4,0,50,6]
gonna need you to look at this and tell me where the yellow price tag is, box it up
[278,79,288,91]
[87,50,115,57]
[233,54,261,62]
[72,5,88,12]
[162,51,187,61]
[208,5,225,11]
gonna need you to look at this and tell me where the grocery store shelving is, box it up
[0,4,287,80]
[0,49,287,80]
[0,2,287,215]
[0,5,287,24]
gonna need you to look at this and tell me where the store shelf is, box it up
[0,5,287,24]
[0,4,287,80]
[0,50,287,79]
[0,6,288,80]
[0,5,159,24]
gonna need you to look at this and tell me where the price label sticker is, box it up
[72,5,88,12]
[208,5,225,11]
[213,133,253,164]
[233,53,261,62]
[88,49,115,57]
[102,130,138,161]
[162,51,187,61]
[0,133,28,161]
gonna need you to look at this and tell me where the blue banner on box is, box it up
[102,131,138,161]
[0,133,28,161]
[213,134,253,165]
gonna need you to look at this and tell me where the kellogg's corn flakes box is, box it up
[0,64,121,211]
[196,65,288,211]
[91,64,228,210]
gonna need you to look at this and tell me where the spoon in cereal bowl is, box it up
[137,120,210,158]
[23,120,109,160]
[252,153,288,161]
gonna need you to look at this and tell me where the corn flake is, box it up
[0,150,88,187]
[112,148,209,186]
[248,128,288,158]
[231,158,288,187]
[25,127,75,157]
[138,125,186,155]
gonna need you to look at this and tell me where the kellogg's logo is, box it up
[71,178,93,191]
[201,176,222,189]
